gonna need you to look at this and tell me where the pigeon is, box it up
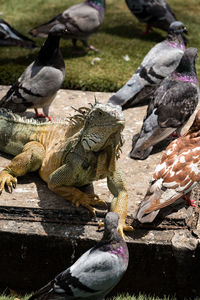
[136,109,200,223]
[29,0,106,52]
[0,24,66,120]
[130,47,199,160]
[0,18,36,49]
[125,0,177,34]
[108,21,187,109]
[28,212,129,300]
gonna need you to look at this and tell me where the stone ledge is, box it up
[0,86,200,298]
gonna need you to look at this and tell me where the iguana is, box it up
[0,102,133,238]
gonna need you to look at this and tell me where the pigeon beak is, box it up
[183,28,188,34]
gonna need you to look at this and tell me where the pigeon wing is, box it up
[55,247,123,298]
[62,3,101,35]
[136,136,200,222]
[155,81,199,128]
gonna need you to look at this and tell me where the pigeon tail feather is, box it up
[136,189,161,223]
[108,73,145,107]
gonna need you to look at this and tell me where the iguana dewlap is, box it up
[0,103,133,238]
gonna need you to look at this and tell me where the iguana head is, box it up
[81,102,125,152]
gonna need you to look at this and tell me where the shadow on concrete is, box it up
[129,199,186,240]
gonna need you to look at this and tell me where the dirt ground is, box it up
[0,85,199,220]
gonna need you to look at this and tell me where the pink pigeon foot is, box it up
[171,132,181,138]
[34,109,51,121]
[142,24,152,35]
[89,45,99,52]
[183,195,196,207]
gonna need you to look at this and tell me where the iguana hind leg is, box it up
[0,141,45,193]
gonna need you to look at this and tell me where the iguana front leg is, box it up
[0,141,45,193]
[107,167,133,239]
[47,164,107,215]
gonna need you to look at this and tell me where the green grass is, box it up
[0,294,181,300]
[0,0,200,91]
[108,295,176,300]
[1,294,200,300]
[109,296,200,300]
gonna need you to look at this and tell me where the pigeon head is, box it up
[168,21,187,34]
[181,47,198,65]
[48,24,67,36]
[175,47,198,76]
[104,212,119,233]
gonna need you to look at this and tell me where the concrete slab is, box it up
[0,86,200,298]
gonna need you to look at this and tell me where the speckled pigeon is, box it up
[0,19,36,49]
[125,0,177,34]
[130,47,199,160]
[0,24,66,120]
[108,21,187,109]
[136,109,200,223]
[28,212,129,300]
[29,0,105,52]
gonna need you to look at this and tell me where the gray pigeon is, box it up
[130,47,199,160]
[0,19,36,49]
[125,0,176,34]
[28,212,129,300]
[29,0,106,52]
[108,21,187,109]
[0,24,66,120]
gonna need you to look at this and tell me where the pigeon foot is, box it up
[184,195,196,207]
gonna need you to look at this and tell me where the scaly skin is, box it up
[0,104,133,238]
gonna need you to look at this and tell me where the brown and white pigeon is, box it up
[125,0,177,34]
[0,19,36,49]
[130,47,199,160]
[108,21,187,109]
[136,109,200,223]
[0,24,66,120]
[28,212,129,300]
[29,0,106,52]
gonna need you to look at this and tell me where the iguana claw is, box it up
[0,170,17,194]
[72,193,107,216]
[118,223,134,240]
[98,219,134,240]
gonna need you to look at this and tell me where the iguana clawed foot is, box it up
[118,222,134,240]
[0,170,17,194]
[72,193,107,216]
[98,219,134,240]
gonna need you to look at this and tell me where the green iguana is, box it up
[0,102,133,238]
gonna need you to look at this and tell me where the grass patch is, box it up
[1,294,200,300]
[0,296,30,300]
[108,295,177,300]
[0,0,199,91]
